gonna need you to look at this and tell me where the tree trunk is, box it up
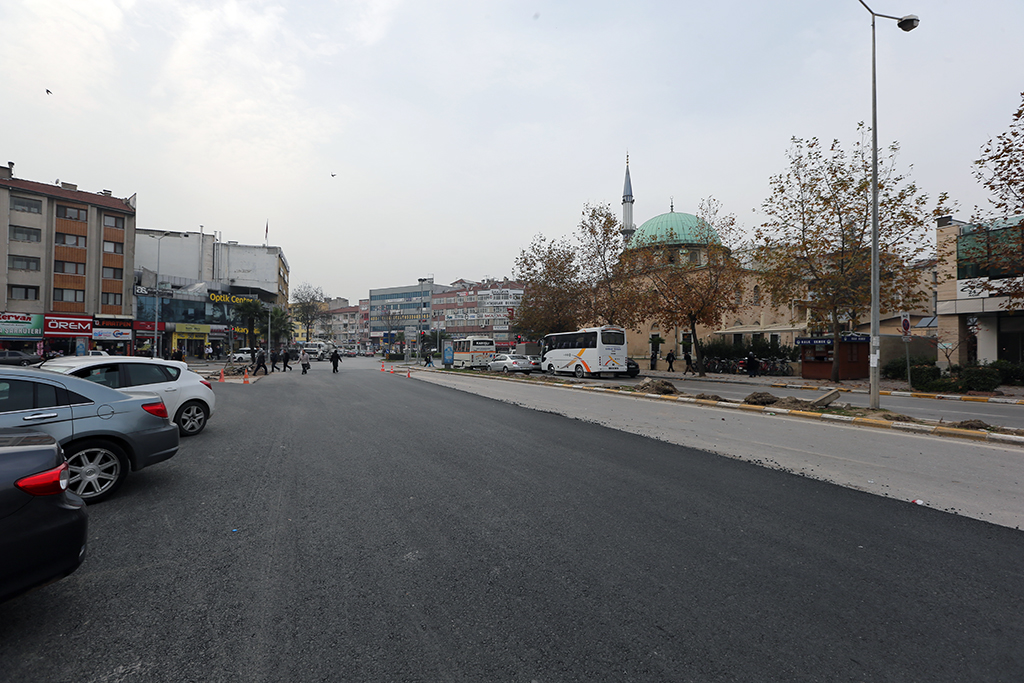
[830,314,842,383]
[690,318,706,377]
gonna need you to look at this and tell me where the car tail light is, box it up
[16,462,69,496]
[200,379,212,390]
[142,400,169,419]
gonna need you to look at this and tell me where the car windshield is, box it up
[508,355,527,360]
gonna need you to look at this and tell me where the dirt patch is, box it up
[744,392,778,406]
[954,419,991,430]
[636,378,679,395]
[695,393,725,402]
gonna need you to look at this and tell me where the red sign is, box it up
[507,307,515,320]
[133,321,166,331]
[44,314,93,337]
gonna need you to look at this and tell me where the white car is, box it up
[40,356,216,437]
[230,347,257,363]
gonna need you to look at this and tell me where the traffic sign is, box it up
[900,313,911,334]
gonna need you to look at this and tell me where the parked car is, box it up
[87,350,110,357]
[487,354,533,375]
[230,348,255,363]
[0,366,179,502]
[526,355,542,372]
[40,357,216,437]
[0,430,88,603]
[624,357,640,377]
[0,350,43,366]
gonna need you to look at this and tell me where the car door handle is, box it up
[164,388,177,392]
[23,413,58,420]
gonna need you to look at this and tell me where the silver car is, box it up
[0,366,179,503]
[487,354,533,375]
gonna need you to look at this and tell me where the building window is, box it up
[54,260,86,275]
[8,255,40,271]
[103,215,124,229]
[56,206,87,221]
[11,196,42,213]
[10,226,41,242]
[102,267,123,279]
[9,285,40,300]
[101,292,123,306]
[103,241,124,254]
[752,285,761,306]
[54,289,85,303]
[55,233,86,248]
[734,287,743,306]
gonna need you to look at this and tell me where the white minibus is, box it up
[452,336,496,368]
[541,326,628,378]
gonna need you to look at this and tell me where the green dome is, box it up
[631,211,719,246]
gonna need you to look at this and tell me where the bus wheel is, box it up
[574,365,585,379]
[546,364,555,375]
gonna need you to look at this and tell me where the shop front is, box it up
[44,314,92,357]
[92,317,134,355]
[796,334,870,380]
[0,313,44,355]
[133,321,166,357]
[172,323,211,358]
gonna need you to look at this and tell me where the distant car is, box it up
[87,350,109,357]
[0,430,88,603]
[526,355,542,372]
[488,354,533,375]
[40,357,216,437]
[230,348,255,363]
[624,357,640,377]
[0,350,43,366]
[0,366,179,502]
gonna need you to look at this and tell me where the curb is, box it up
[405,368,1024,447]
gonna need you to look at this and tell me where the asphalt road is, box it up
[2,359,1022,681]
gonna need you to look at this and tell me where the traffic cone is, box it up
[381,362,384,372]
[219,369,225,382]
[407,369,411,378]
[243,369,249,384]
[390,366,394,374]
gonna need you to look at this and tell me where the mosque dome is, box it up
[630,210,719,246]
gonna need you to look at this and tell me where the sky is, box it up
[2,0,1023,302]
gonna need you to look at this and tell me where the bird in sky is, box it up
[331,173,336,177]
[46,89,52,95]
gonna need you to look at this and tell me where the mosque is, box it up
[616,158,808,361]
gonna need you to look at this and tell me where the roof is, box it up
[631,210,719,246]
[0,177,135,214]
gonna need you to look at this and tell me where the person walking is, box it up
[270,349,279,372]
[253,348,268,376]
[683,350,695,375]
[650,350,658,371]
[424,352,434,367]
[747,350,758,377]
[665,350,676,372]
[330,348,341,373]
[281,347,292,372]
[300,349,311,375]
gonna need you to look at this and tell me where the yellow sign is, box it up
[177,323,211,334]
[209,293,260,305]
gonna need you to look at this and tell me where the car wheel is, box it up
[176,401,209,436]
[66,439,128,503]
[574,365,585,379]
[20,360,29,366]
[502,367,509,374]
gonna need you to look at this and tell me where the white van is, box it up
[301,341,332,361]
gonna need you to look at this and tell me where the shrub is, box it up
[988,359,1024,385]
[909,364,941,390]
[959,366,1002,392]
[881,356,935,380]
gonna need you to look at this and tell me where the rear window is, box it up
[125,363,174,386]
[74,364,122,388]
[602,331,626,346]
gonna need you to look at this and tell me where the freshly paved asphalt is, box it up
[2,359,1022,681]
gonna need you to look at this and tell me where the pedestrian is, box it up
[665,350,676,372]
[330,348,341,373]
[650,350,658,371]
[270,349,279,372]
[300,349,311,375]
[281,348,292,372]
[424,352,434,367]
[253,348,268,375]
[747,350,757,377]
[683,350,695,375]
[249,347,257,368]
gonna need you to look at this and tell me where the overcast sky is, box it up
[2,0,1022,301]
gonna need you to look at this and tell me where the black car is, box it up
[0,350,43,366]
[0,430,87,603]
[625,357,640,377]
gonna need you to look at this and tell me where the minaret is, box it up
[621,153,636,242]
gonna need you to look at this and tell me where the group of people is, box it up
[657,349,696,375]
[246,347,343,375]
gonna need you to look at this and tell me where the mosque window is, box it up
[752,285,761,306]
[734,287,743,306]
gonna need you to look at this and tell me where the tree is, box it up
[574,203,648,329]
[755,128,939,382]
[513,234,586,337]
[291,283,328,342]
[268,306,293,346]
[963,92,1024,304]
[621,197,744,376]
[233,298,266,349]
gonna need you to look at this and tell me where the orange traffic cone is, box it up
[381,362,385,372]
[389,366,394,374]
[407,369,411,378]
[243,369,249,384]
[219,369,225,382]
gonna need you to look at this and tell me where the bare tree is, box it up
[291,283,328,342]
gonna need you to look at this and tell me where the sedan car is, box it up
[0,350,43,366]
[487,354,533,375]
[526,355,542,372]
[0,430,87,603]
[40,356,216,437]
[0,366,179,502]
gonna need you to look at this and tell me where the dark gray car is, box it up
[0,367,179,503]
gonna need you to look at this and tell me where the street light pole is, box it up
[857,1,919,409]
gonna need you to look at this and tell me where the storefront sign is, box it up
[208,293,260,305]
[93,328,133,340]
[94,317,133,329]
[44,315,92,337]
[0,313,43,338]
[177,323,211,334]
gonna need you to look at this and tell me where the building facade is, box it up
[369,280,450,349]
[1,162,137,355]
[432,279,525,351]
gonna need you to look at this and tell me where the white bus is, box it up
[452,336,496,368]
[541,325,628,378]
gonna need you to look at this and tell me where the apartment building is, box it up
[432,279,524,351]
[1,162,136,355]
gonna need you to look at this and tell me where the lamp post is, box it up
[857,1,919,409]
[418,277,430,359]
[147,231,187,359]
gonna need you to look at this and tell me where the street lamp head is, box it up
[897,14,919,31]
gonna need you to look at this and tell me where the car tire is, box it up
[502,367,509,374]
[574,365,585,379]
[66,439,129,503]
[176,400,209,436]
[20,360,29,366]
